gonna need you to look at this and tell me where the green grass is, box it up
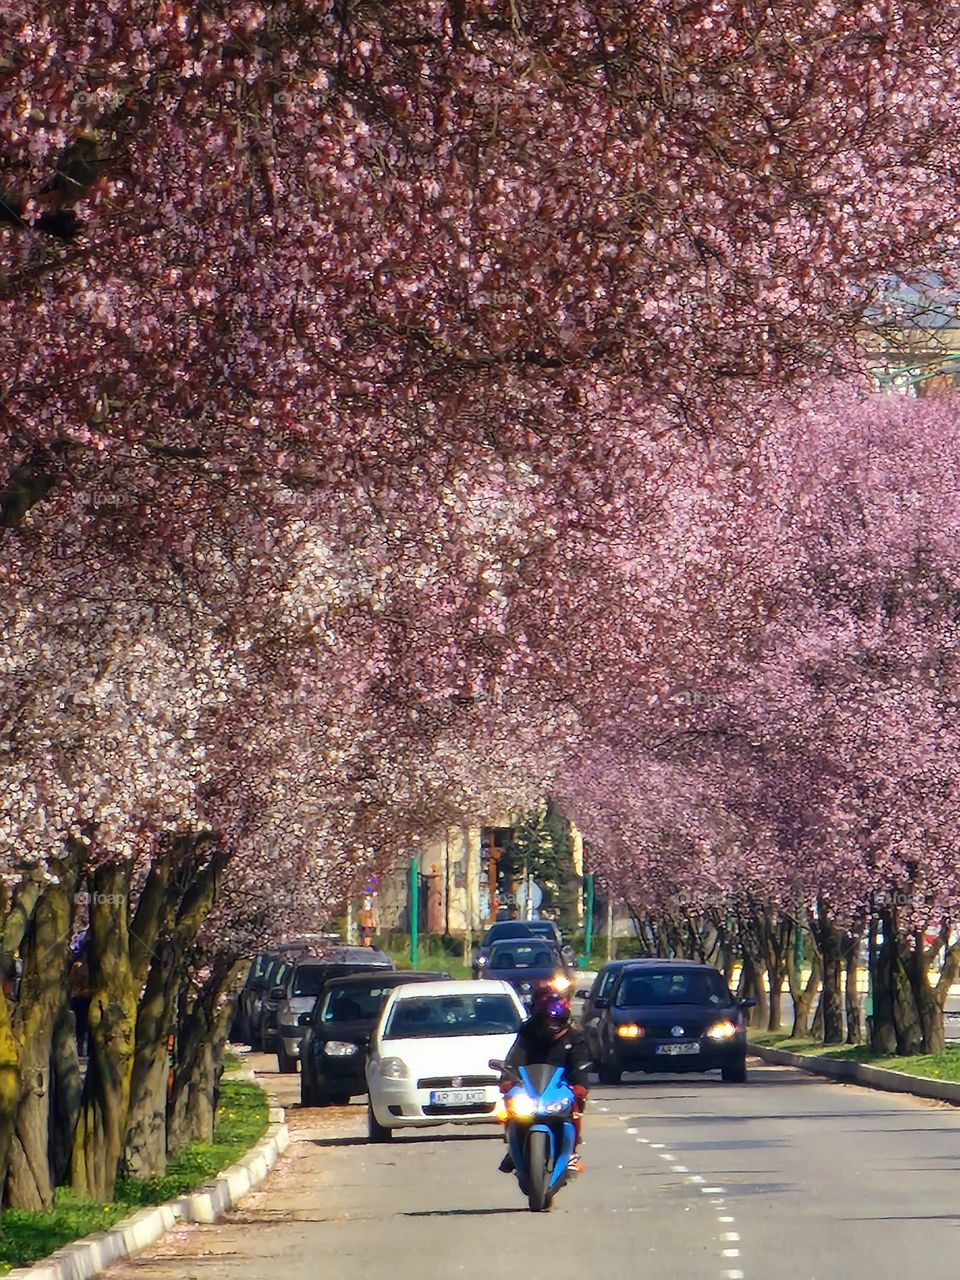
[749,1030,960,1083]
[0,1079,268,1274]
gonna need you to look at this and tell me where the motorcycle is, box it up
[489,1058,578,1212]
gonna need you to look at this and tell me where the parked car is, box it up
[257,955,295,1053]
[576,959,641,1061]
[480,939,571,1012]
[366,979,525,1141]
[594,960,756,1084]
[275,946,394,1072]
[300,970,449,1106]
[248,936,342,1049]
[472,920,574,975]
[234,953,275,1046]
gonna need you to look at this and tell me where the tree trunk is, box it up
[70,863,139,1201]
[6,867,75,1209]
[908,930,943,1054]
[49,1002,82,1188]
[0,995,20,1210]
[168,959,245,1155]
[790,953,821,1038]
[811,900,844,1044]
[123,837,229,1180]
[843,933,863,1045]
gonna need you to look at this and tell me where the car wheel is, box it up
[277,1046,297,1074]
[332,1094,352,1106]
[721,1057,747,1083]
[598,1055,621,1085]
[367,1102,393,1143]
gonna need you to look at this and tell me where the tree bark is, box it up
[123,839,228,1180]
[6,865,75,1209]
[70,863,139,1201]
[811,900,844,1044]
[790,952,821,1038]
[842,931,863,1045]
[48,1001,82,1189]
[168,959,245,1155]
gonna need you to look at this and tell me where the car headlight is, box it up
[324,1040,360,1057]
[508,1092,538,1118]
[616,1023,644,1039]
[476,955,489,967]
[706,1020,738,1041]
[376,1056,409,1079]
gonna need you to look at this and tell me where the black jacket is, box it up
[504,1019,591,1089]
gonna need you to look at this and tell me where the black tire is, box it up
[367,1102,393,1143]
[300,1076,316,1107]
[721,1056,747,1083]
[277,1046,297,1074]
[598,1057,621,1085]
[332,1094,352,1106]
[526,1129,550,1212]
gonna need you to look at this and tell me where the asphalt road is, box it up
[104,1050,960,1280]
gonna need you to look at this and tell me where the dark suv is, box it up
[300,970,448,1106]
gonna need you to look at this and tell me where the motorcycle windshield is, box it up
[520,1063,564,1095]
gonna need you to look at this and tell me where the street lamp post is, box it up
[409,856,419,969]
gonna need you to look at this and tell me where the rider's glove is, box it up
[571,1084,588,1107]
[499,1079,512,1094]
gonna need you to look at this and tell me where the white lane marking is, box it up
[724,1272,744,1280]
[718,1215,735,1223]
[721,1232,740,1242]
[702,1185,724,1193]
[689,1174,705,1183]
[651,1142,665,1148]
[626,1126,639,1133]
[722,1249,741,1258]
[672,1164,688,1172]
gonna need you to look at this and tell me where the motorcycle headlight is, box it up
[706,1020,738,1041]
[376,1056,409,1079]
[550,974,573,994]
[545,1099,569,1114]
[508,1092,538,1118]
[324,1040,360,1057]
[616,1023,644,1039]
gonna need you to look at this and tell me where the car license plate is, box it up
[657,1043,699,1056]
[429,1088,487,1106]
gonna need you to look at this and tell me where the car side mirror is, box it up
[270,986,286,1001]
[575,988,591,1000]
[594,996,609,1010]
[738,997,757,1009]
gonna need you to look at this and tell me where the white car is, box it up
[365,979,525,1142]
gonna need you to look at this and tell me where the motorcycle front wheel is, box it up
[526,1129,550,1212]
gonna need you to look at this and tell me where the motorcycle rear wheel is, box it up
[526,1130,551,1212]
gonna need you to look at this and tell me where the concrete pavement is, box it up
[103,1053,960,1280]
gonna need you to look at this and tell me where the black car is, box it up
[595,961,755,1084]
[576,959,641,1061]
[480,939,571,1011]
[472,920,573,976]
[300,971,449,1106]
[275,947,395,1072]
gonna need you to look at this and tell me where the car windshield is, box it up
[615,969,733,1008]
[320,983,396,1022]
[383,993,522,1039]
[487,943,558,969]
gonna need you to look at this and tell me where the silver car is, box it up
[275,947,394,1072]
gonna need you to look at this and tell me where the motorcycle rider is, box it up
[498,984,591,1175]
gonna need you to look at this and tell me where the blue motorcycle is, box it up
[490,1058,578,1212]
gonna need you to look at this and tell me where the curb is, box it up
[750,1043,960,1105]
[5,1083,288,1280]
